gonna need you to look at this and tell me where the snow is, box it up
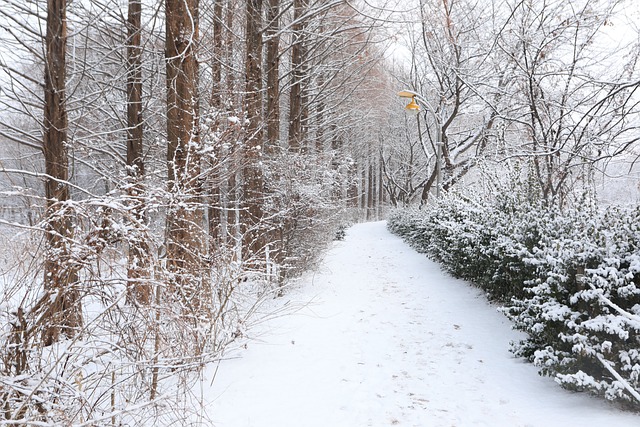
[202,221,639,426]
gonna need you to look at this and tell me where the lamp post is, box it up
[398,90,442,199]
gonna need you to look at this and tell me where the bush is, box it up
[388,193,640,408]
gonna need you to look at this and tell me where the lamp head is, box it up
[405,96,420,115]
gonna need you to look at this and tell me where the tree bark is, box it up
[367,162,374,220]
[211,0,223,109]
[208,0,224,244]
[225,1,236,111]
[241,0,266,263]
[288,0,308,152]
[126,0,150,305]
[165,0,208,307]
[240,0,265,263]
[265,0,280,150]
[225,0,239,247]
[42,0,81,345]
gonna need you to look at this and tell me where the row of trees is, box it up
[387,0,640,206]
[0,0,393,423]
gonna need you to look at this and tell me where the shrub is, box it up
[388,194,640,408]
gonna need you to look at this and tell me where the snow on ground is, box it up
[202,221,640,426]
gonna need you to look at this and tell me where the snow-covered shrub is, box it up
[264,152,346,282]
[0,187,277,425]
[388,191,539,301]
[388,195,640,407]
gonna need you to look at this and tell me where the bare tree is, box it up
[498,0,640,205]
[241,0,267,263]
[288,0,308,152]
[42,0,82,345]
[211,0,224,110]
[382,0,511,204]
[266,0,282,148]
[126,0,150,304]
[165,0,209,308]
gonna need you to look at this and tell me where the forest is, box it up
[0,0,639,424]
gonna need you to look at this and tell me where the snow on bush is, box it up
[388,192,640,408]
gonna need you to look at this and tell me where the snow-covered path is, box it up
[204,221,639,426]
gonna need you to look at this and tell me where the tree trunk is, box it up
[166,0,208,309]
[211,0,223,109]
[241,0,266,263]
[315,64,325,153]
[378,158,384,216]
[226,0,236,112]
[288,0,307,152]
[265,0,280,151]
[126,0,150,305]
[42,0,81,345]
[225,0,240,248]
[360,165,366,211]
[367,162,373,220]
[208,0,224,244]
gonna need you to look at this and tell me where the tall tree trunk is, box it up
[244,0,263,141]
[225,0,240,247]
[315,65,325,153]
[208,0,224,244]
[166,0,208,309]
[347,161,358,208]
[288,0,307,152]
[360,165,366,210]
[265,0,280,151]
[299,35,309,152]
[126,0,150,305]
[265,0,283,270]
[241,0,266,263]
[42,0,81,345]
[378,158,384,216]
[367,162,374,220]
[226,0,236,112]
[211,0,223,110]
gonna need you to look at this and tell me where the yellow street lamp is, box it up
[397,90,443,199]
[398,91,420,115]
[404,97,420,114]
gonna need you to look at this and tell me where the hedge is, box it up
[388,193,640,408]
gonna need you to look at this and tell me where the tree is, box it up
[165,0,208,308]
[126,0,150,304]
[288,0,308,152]
[241,0,267,263]
[498,0,640,206]
[42,0,82,345]
[403,0,506,203]
[266,0,282,148]
[210,0,224,110]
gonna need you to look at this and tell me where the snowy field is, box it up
[202,221,639,426]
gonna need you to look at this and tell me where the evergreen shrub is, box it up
[388,193,640,408]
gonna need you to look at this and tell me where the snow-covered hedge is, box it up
[388,194,640,407]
